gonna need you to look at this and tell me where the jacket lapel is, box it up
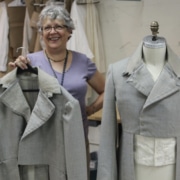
[125,42,155,96]
[0,67,61,140]
[21,91,55,139]
[127,62,155,96]
[124,42,180,109]
[143,66,180,109]
[0,81,31,121]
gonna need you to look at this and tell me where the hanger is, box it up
[8,0,25,7]
[17,64,39,92]
[16,47,39,92]
[17,64,38,75]
[16,47,38,75]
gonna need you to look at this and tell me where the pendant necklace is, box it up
[46,50,69,86]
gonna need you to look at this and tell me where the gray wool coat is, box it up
[0,68,87,180]
[97,42,180,180]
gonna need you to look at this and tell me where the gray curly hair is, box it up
[37,5,75,33]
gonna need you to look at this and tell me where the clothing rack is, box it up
[32,0,64,7]
[76,0,100,4]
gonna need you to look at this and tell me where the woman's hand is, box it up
[86,105,96,116]
[8,55,30,70]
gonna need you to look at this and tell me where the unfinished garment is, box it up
[0,1,9,71]
[0,67,88,180]
[133,32,175,180]
[97,42,180,180]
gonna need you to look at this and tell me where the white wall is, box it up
[97,0,180,66]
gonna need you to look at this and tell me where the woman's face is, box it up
[41,17,71,50]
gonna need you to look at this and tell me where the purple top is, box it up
[27,50,97,136]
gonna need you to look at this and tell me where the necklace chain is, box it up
[45,51,67,62]
[46,50,69,86]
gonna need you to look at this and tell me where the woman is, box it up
[9,4,105,166]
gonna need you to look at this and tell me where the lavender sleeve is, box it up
[86,57,97,80]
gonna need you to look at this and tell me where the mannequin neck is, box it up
[142,45,166,81]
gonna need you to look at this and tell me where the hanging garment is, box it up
[86,0,106,73]
[22,7,33,56]
[67,1,94,60]
[97,42,180,180]
[0,67,88,180]
[67,1,106,73]
[0,1,9,71]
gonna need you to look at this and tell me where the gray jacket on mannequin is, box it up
[97,42,180,180]
[0,68,87,180]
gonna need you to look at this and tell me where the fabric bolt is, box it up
[0,67,87,180]
[0,1,9,71]
[97,42,180,180]
[27,50,97,136]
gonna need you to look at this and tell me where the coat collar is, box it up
[0,68,62,139]
[125,41,180,77]
[0,67,61,94]
[124,42,180,109]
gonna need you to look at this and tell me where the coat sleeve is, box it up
[62,99,88,180]
[97,64,118,180]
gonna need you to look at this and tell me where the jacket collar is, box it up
[0,68,62,139]
[124,42,180,109]
[125,41,180,77]
[0,67,61,94]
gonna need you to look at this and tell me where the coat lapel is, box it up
[21,91,55,139]
[127,62,155,96]
[0,67,61,140]
[0,81,31,121]
[124,42,180,109]
[143,66,180,109]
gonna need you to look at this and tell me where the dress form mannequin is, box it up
[143,21,166,81]
[134,22,176,180]
[142,35,166,81]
